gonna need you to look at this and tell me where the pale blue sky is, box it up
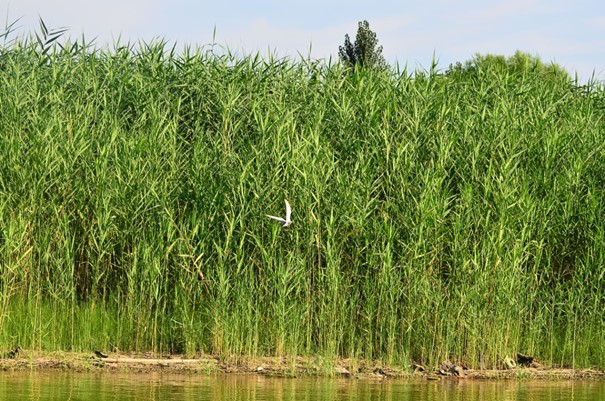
[4,0,605,82]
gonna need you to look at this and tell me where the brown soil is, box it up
[0,350,603,380]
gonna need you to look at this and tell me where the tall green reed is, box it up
[0,30,604,369]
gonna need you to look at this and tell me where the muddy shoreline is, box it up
[0,351,603,380]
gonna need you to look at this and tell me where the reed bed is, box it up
[0,30,604,369]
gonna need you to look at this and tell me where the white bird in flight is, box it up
[266,199,292,227]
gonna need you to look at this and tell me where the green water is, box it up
[0,373,604,401]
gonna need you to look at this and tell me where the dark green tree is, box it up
[339,20,386,70]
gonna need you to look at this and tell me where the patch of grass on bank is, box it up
[0,26,604,370]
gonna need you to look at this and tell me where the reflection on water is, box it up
[0,372,603,401]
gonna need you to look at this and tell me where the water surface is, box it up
[0,372,604,401]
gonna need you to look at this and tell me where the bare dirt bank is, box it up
[0,351,603,380]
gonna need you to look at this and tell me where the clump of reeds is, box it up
[0,21,604,369]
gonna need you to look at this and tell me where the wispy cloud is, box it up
[7,0,161,42]
[455,0,564,23]
[215,15,415,61]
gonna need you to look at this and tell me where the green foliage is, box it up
[338,20,386,70]
[446,51,570,84]
[0,25,604,369]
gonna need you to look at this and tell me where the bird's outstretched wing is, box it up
[285,200,291,222]
[266,214,287,224]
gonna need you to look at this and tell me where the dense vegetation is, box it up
[0,29,604,370]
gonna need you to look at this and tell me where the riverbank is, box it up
[1,351,603,380]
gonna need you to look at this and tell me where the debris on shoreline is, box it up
[0,350,603,380]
